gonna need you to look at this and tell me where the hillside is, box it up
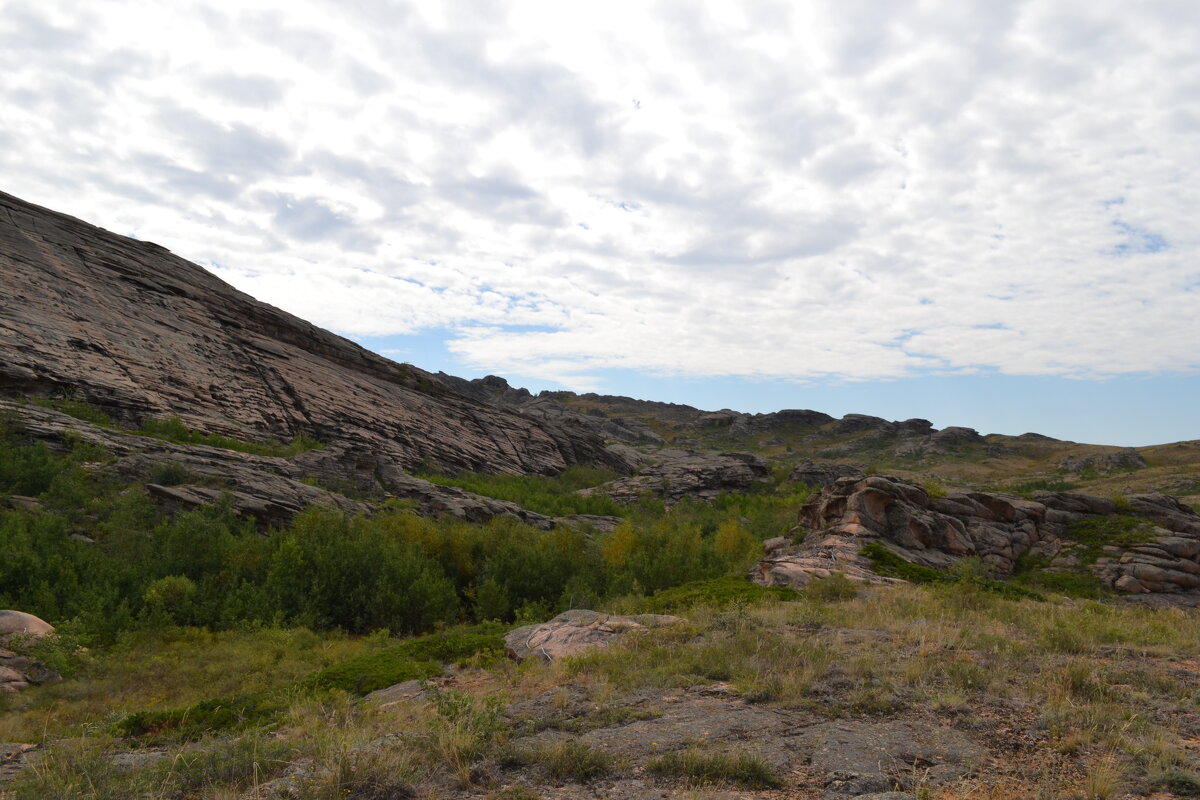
[3,191,1200,798]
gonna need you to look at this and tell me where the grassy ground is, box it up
[5,580,1200,799]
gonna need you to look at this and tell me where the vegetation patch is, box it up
[1011,553,1110,598]
[136,415,323,458]
[29,395,115,427]
[112,692,290,741]
[503,740,617,783]
[645,576,799,612]
[309,623,508,694]
[860,543,1043,601]
[646,748,783,789]
[1063,514,1157,562]
[418,464,626,517]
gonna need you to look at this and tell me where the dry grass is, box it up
[6,583,1200,798]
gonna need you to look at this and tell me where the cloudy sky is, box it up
[2,0,1198,445]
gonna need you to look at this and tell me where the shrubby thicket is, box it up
[0,418,809,645]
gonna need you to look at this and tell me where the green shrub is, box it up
[860,543,1042,601]
[308,623,507,694]
[804,572,859,602]
[148,460,192,486]
[645,576,799,612]
[418,465,625,517]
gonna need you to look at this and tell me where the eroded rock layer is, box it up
[0,191,626,478]
[756,475,1200,597]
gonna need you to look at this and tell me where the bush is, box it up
[645,576,799,612]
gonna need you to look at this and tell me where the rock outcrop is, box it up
[4,400,617,531]
[503,610,684,662]
[436,374,665,445]
[579,450,770,505]
[788,461,865,487]
[755,475,1200,598]
[0,611,59,694]
[0,191,629,479]
[1058,447,1147,475]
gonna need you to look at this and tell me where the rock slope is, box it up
[0,191,627,478]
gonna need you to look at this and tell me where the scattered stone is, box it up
[364,679,426,708]
[2,496,40,512]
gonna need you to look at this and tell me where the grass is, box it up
[860,542,1044,601]
[137,415,323,458]
[646,749,783,789]
[1062,514,1157,562]
[306,623,508,695]
[643,576,799,613]
[503,740,618,783]
[417,464,627,517]
[28,395,115,427]
[8,582,1200,797]
[21,397,323,460]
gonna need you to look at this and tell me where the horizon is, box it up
[2,1,1197,448]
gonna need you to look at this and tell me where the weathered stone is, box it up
[789,461,865,487]
[810,719,982,798]
[0,611,54,637]
[580,450,770,505]
[504,610,684,662]
[3,496,41,512]
[1058,447,1147,475]
[0,190,630,482]
[758,476,1200,599]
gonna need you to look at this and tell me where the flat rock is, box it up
[809,719,982,798]
[504,610,684,662]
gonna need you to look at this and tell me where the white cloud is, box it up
[1,0,1198,390]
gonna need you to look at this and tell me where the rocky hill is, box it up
[0,190,627,484]
[6,191,1200,799]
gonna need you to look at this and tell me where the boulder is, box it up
[504,610,684,662]
[0,610,54,637]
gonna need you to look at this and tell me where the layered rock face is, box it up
[580,450,771,504]
[436,374,665,445]
[0,191,626,478]
[756,475,1200,597]
[6,399,623,531]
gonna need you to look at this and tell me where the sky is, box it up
[1,1,1198,447]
